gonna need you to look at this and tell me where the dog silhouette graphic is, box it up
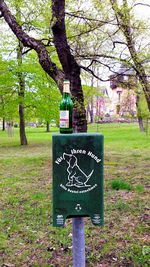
[63,153,94,188]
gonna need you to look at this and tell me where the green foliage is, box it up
[0,47,61,126]
[121,243,150,266]
[137,92,150,119]
[0,57,18,121]
[24,52,61,124]
[0,0,61,127]
[135,184,144,193]
[111,179,132,191]
[82,84,102,104]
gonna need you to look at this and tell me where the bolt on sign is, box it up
[52,133,104,227]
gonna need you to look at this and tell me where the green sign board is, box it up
[52,133,104,227]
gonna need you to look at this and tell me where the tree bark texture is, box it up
[1,96,5,130]
[17,41,28,145]
[46,121,50,132]
[51,0,87,132]
[0,0,87,132]
[136,94,145,132]
[2,118,5,131]
[137,117,145,132]
[90,74,94,123]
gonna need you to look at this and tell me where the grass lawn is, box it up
[0,123,150,267]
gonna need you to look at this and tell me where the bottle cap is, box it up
[63,80,70,93]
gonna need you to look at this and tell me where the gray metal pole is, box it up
[72,217,85,267]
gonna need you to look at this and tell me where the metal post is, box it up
[72,217,85,267]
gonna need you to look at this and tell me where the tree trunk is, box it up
[90,73,94,123]
[138,117,145,132]
[17,41,28,145]
[46,121,50,132]
[19,104,28,144]
[90,107,94,123]
[136,94,145,132]
[2,118,5,131]
[51,0,87,132]
[86,104,90,123]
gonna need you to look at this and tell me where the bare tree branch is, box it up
[0,0,64,91]
[22,48,33,55]
[80,64,110,82]
[66,11,115,25]
[132,2,150,9]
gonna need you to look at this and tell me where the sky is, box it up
[133,1,150,20]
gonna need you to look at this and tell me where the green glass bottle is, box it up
[60,80,73,134]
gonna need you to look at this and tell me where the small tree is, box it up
[110,0,150,111]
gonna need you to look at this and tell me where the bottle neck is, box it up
[63,80,70,94]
